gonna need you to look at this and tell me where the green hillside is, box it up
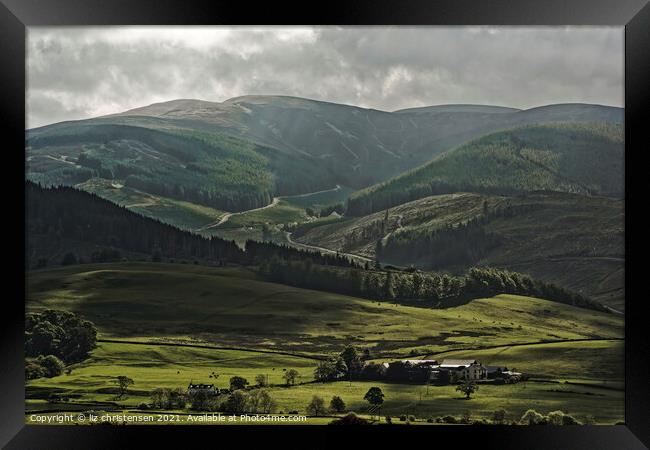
[26,263,623,423]
[27,98,622,225]
[347,123,624,216]
[295,191,624,310]
[26,123,329,213]
[77,178,227,231]
[27,263,622,357]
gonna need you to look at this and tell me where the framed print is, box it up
[1,0,647,448]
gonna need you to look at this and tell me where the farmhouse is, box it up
[486,366,523,383]
[187,383,219,395]
[364,358,519,385]
[439,359,487,382]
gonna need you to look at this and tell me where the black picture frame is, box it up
[1,0,646,448]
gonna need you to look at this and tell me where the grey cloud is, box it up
[27,26,623,128]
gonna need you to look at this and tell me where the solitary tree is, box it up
[229,376,249,391]
[116,376,134,399]
[306,395,327,416]
[283,369,300,386]
[255,374,268,387]
[363,387,385,418]
[456,380,479,399]
[329,395,346,413]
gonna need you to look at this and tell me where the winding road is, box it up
[192,183,376,264]
[194,185,343,232]
[195,197,280,232]
[284,231,373,264]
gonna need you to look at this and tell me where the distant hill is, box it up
[346,122,624,216]
[26,181,244,268]
[27,96,622,218]
[295,191,624,311]
[394,104,521,114]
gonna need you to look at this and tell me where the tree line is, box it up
[261,259,607,312]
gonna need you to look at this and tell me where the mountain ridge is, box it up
[26,95,623,224]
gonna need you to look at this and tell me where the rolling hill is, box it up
[346,122,624,216]
[294,191,624,310]
[26,97,622,225]
[27,263,623,357]
[26,263,624,423]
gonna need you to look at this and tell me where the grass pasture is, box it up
[77,178,227,231]
[26,340,623,425]
[426,340,624,385]
[25,263,624,424]
[26,341,320,408]
[281,185,355,210]
[26,263,623,357]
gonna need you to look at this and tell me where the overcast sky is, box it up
[26,26,623,129]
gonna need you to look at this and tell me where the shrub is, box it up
[562,414,580,425]
[583,415,596,425]
[38,355,65,378]
[442,415,458,424]
[385,416,393,424]
[546,410,581,425]
[426,417,434,423]
[25,355,65,380]
[492,408,508,424]
[138,403,149,410]
[25,360,46,380]
[520,409,547,425]
[329,413,370,425]
[409,415,416,422]
[399,415,407,421]
[547,410,564,426]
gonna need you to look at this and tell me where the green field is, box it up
[281,185,356,210]
[26,341,320,407]
[25,263,624,424]
[217,200,306,229]
[26,340,623,425]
